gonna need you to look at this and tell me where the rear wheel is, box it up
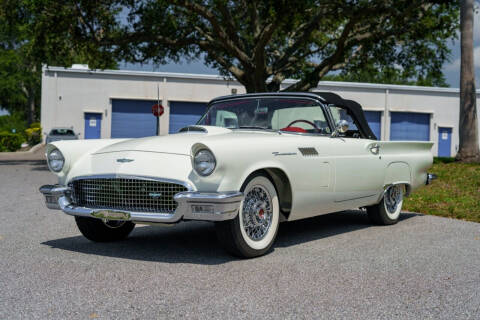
[215,174,280,258]
[75,216,135,242]
[367,184,404,225]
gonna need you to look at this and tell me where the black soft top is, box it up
[313,92,377,140]
[209,91,377,140]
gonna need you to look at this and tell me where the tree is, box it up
[323,63,449,87]
[0,0,117,124]
[0,0,39,124]
[32,0,459,93]
[456,0,480,163]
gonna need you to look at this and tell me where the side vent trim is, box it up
[298,147,319,157]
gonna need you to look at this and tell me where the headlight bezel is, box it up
[47,148,65,172]
[193,148,216,176]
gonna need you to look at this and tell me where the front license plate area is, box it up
[91,210,131,220]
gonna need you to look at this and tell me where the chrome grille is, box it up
[69,178,188,214]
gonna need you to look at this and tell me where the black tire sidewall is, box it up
[75,216,135,242]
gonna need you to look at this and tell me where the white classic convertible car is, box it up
[40,92,436,257]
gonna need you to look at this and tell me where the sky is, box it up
[121,12,480,89]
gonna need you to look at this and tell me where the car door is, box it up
[327,105,386,209]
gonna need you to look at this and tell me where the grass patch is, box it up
[403,159,480,223]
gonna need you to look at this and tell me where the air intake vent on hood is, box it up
[178,126,207,133]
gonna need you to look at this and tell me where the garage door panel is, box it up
[390,112,430,141]
[364,111,381,140]
[112,99,156,138]
[169,101,207,133]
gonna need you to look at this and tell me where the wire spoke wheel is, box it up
[242,185,273,241]
[384,185,403,214]
[215,174,280,258]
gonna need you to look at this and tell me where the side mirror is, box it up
[332,120,349,137]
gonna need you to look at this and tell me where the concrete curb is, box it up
[0,143,46,161]
[0,143,44,155]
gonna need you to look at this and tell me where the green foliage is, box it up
[0,0,461,119]
[403,161,480,223]
[0,132,24,152]
[25,124,42,146]
[0,113,27,135]
[323,64,450,87]
[0,0,118,123]
[41,0,455,92]
[433,157,457,164]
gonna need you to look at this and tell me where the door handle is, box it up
[370,144,380,155]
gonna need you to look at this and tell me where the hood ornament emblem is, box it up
[116,158,134,163]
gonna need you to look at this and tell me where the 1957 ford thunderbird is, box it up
[40,92,436,258]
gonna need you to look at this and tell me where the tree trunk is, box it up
[27,91,35,125]
[457,0,480,162]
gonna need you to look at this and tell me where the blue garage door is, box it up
[112,99,157,138]
[84,113,102,139]
[169,101,207,133]
[438,127,452,157]
[390,112,430,141]
[364,111,381,139]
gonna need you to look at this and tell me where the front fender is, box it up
[47,139,129,184]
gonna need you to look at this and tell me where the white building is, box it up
[41,65,480,157]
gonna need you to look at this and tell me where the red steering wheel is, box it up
[282,119,319,133]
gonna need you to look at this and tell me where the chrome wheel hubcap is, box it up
[102,219,126,229]
[385,185,402,214]
[242,185,273,241]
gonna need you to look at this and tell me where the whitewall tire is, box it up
[367,184,404,225]
[215,173,280,258]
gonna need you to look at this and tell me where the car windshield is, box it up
[197,97,331,134]
[50,129,75,136]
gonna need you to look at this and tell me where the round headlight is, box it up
[47,148,65,172]
[194,149,216,176]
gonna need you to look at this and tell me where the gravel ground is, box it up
[0,155,479,319]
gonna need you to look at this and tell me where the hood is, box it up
[94,126,233,155]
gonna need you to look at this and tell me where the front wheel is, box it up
[215,174,280,258]
[367,184,404,225]
[75,217,135,242]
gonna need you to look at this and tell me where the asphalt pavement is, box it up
[0,152,479,319]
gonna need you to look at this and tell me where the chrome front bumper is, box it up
[39,184,243,223]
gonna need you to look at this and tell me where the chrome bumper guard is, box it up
[39,185,243,223]
[426,173,437,185]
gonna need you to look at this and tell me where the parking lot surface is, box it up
[0,156,479,319]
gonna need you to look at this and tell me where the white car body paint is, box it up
[48,125,433,222]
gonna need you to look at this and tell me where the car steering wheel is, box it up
[286,119,319,130]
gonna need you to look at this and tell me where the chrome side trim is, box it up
[272,152,297,156]
[334,194,377,203]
